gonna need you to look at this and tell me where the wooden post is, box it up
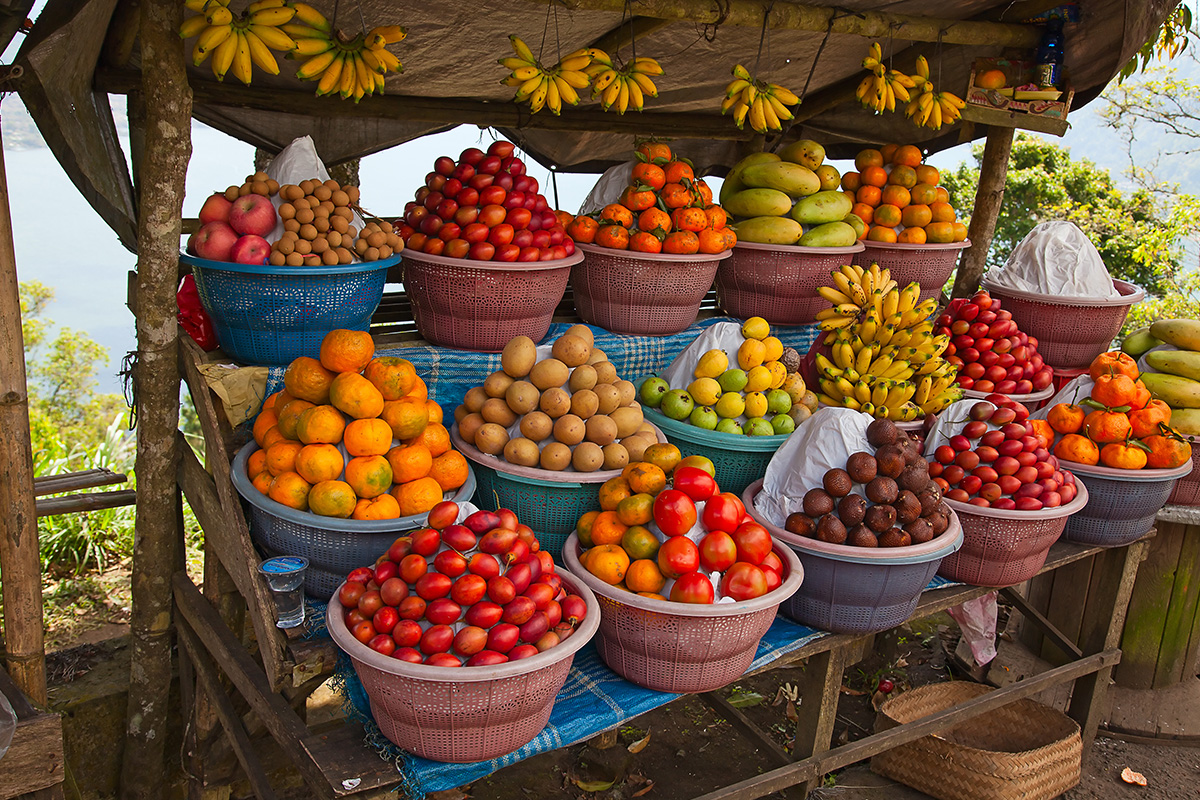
[0,125,47,706]
[120,0,191,795]
[952,125,1015,298]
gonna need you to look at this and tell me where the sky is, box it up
[0,3,1179,394]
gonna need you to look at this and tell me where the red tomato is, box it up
[478,204,508,228]
[488,140,516,158]
[411,528,441,556]
[372,605,399,634]
[518,247,541,262]
[503,191,526,210]
[419,624,454,654]
[351,620,375,644]
[674,466,717,502]
[463,223,490,244]
[670,571,715,604]
[379,577,408,606]
[468,174,493,191]
[357,589,383,616]
[437,223,461,242]
[392,619,422,647]
[415,572,452,600]
[397,596,426,620]
[653,489,698,536]
[698,531,737,573]
[436,199,458,220]
[442,178,462,199]
[469,241,496,261]
[369,635,396,658]
[495,173,514,191]
[488,223,515,246]
[720,562,769,601]
[418,215,442,236]
[347,566,374,584]
[506,207,532,230]
[477,155,502,175]
[701,492,743,534]
[456,190,480,212]
[495,243,520,262]
[422,191,444,212]
[480,186,507,206]
[760,551,783,576]
[512,228,533,248]
[338,581,365,608]
[657,535,699,579]
[396,559,428,586]
[731,522,773,565]
[443,238,470,259]
[434,156,455,176]
[531,230,551,249]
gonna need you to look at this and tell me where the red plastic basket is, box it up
[853,240,970,303]
[571,243,728,335]
[936,483,1090,587]
[980,277,1145,369]
[563,533,804,693]
[326,568,600,763]
[401,249,579,351]
[715,241,866,325]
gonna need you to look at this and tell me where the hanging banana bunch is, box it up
[721,63,799,134]
[855,42,917,114]
[283,4,405,102]
[500,38,601,115]
[901,55,966,130]
[589,55,663,114]
[181,0,299,84]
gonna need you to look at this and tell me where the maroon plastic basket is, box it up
[401,249,579,351]
[326,568,600,763]
[562,533,803,693]
[1167,438,1200,506]
[715,241,866,325]
[744,480,963,634]
[853,240,970,303]
[980,277,1145,369]
[571,243,728,335]
[1063,460,1191,546]
[937,483,1090,587]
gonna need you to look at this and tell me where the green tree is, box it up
[941,135,1192,295]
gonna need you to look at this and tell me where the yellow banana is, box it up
[515,72,545,101]
[229,30,253,85]
[243,28,279,74]
[529,75,550,113]
[291,2,330,31]
[292,35,331,56]
[374,48,401,72]
[559,54,592,72]
[765,93,792,123]
[180,15,210,39]
[196,23,232,57]
[354,53,373,99]
[726,78,751,97]
[247,0,284,12]
[616,77,630,114]
[316,54,344,95]
[558,69,590,90]
[185,0,219,11]
[360,48,384,73]
[748,95,766,133]
[818,286,853,306]
[205,5,233,26]
[249,6,294,26]
[507,65,541,82]
[592,68,618,94]
[545,75,561,114]
[371,25,406,44]
[509,34,535,64]
[554,74,580,106]
[338,53,357,98]
[632,57,663,75]
[627,78,644,112]
[296,48,336,80]
[768,83,799,105]
[248,23,295,51]
[732,63,751,80]
[282,22,328,39]
[629,71,658,97]
[211,30,238,79]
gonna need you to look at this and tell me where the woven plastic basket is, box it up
[230,441,477,599]
[183,253,395,366]
[640,404,789,497]
[450,425,665,562]
[563,533,803,693]
[326,568,600,763]
[962,385,1055,406]
[715,241,866,325]
[853,240,970,303]
[980,277,1145,369]
[1167,438,1200,506]
[401,249,578,351]
[1061,460,1191,546]
[571,243,728,335]
[743,480,963,634]
[937,483,1090,587]
[871,682,1082,800]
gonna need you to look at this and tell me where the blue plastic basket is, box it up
[182,252,397,366]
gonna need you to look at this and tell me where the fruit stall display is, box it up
[566,142,735,335]
[562,456,803,692]
[232,330,473,597]
[450,326,661,557]
[326,501,601,762]
[936,290,1055,400]
[812,264,960,420]
[394,140,581,350]
[744,415,963,634]
[841,145,968,246]
[925,397,1089,587]
[183,172,400,365]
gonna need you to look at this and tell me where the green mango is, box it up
[1141,371,1200,408]
[730,216,804,245]
[798,221,858,248]
[720,153,782,205]
[1146,349,1200,381]
[1151,319,1200,351]
[842,212,866,239]
[1122,327,1162,357]
[790,191,854,225]
[778,139,826,170]
[723,188,793,219]
[1169,407,1200,436]
[740,162,821,198]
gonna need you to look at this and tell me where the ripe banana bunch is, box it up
[500,38,607,115]
[590,54,664,114]
[181,0,300,84]
[936,91,965,125]
[856,42,919,114]
[813,263,961,418]
[721,64,800,134]
[287,19,405,101]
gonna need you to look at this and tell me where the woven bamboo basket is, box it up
[871,682,1082,800]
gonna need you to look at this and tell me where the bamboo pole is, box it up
[0,122,47,706]
[952,125,1015,298]
[119,0,191,794]
[520,0,1043,49]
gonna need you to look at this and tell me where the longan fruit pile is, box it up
[354,221,404,263]
[223,171,280,200]
[268,179,403,267]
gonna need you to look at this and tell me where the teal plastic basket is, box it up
[640,405,788,497]
[450,426,664,563]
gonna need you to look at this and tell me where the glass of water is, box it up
[258,556,308,629]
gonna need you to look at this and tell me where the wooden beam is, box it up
[94,67,752,141]
[999,586,1084,660]
[36,489,137,517]
[120,0,191,795]
[0,120,47,705]
[520,0,1043,49]
[952,125,1014,297]
[33,468,127,496]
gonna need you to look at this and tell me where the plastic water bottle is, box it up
[1035,18,1065,89]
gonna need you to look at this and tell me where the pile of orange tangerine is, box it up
[247,329,469,520]
[840,144,969,245]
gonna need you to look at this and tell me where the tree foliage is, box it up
[1119,2,1196,82]
[941,135,1194,296]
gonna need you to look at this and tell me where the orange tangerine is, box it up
[261,425,286,449]
[925,222,955,243]
[330,372,385,420]
[386,443,433,483]
[577,510,601,547]
[345,455,393,499]
[621,526,660,561]
[283,357,335,404]
[590,511,628,546]
[251,471,272,495]
[851,203,875,225]
[910,183,938,205]
[265,440,304,477]
[381,397,429,441]
[873,204,903,228]
[901,204,932,228]
[617,493,655,526]
[867,225,899,243]
[296,404,346,445]
[626,462,667,495]
[429,450,469,491]
[916,165,941,186]
[625,558,666,593]
[271,390,296,414]
[976,69,1007,90]
[426,400,444,425]
[408,422,451,457]
[880,185,911,209]
[253,409,279,447]
[888,165,918,188]
[841,171,862,192]
[860,166,888,188]
[855,148,883,171]
[856,184,882,207]
[276,399,315,440]
[294,443,345,484]
[585,544,630,585]
[934,185,950,204]
[642,443,682,475]
[892,145,923,167]
[391,476,444,517]
[930,202,956,223]
[268,471,311,511]
[353,493,401,520]
[345,418,394,457]
[600,203,634,228]
[952,222,969,242]
[407,375,428,400]
[879,143,900,164]
[897,227,927,244]
[319,329,375,374]
[363,356,417,401]
[598,476,633,511]
[247,448,268,479]
[309,479,357,518]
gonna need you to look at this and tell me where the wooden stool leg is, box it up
[793,641,851,795]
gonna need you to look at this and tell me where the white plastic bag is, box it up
[987,221,1119,299]
[754,407,874,527]
[658,321,745,390]
[263,136,364,244]
[579,162,635,215]
[947,593,998,666]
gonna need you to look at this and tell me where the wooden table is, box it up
[0,665,64,799]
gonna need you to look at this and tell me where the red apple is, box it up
[228,194,277,236]
[230,234,270,265]
[198,192,233,225]
[189,221,239,261]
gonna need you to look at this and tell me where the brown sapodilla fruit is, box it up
[875,445,906,478]
[823,468,853,497]
[846,452,878,483]
[866,476,899,505]
[815,515,848,544]
[848,524,879,547]
[785,513,817,538]
[803,488,836,517]
[866,417,899,447]
[894,490,922,524]
[864,503,897,533]
[837,494,867,527]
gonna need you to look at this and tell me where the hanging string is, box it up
[538,3,553,62]
[624,0,636,66]
[331,0,341,32]
[356,0,366,35]
[798,15,837,103]
[702,0,731,42]
[553,1,562,63]
[752,1,776,77]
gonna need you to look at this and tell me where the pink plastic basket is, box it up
[401,249,579,351]
[572,243,728,335]
[1167,438,1200,507]
[962,386,1055,406]
[937,483,1090,587]
[562,533,804,693]
[715,241,866,325]
[979,277,1145,369]
[326,568,600,763]
[853,240,970,303]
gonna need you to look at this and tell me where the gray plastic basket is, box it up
[231,441,478,599]
[743,480,963,634]
[1062,461,1191,547]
